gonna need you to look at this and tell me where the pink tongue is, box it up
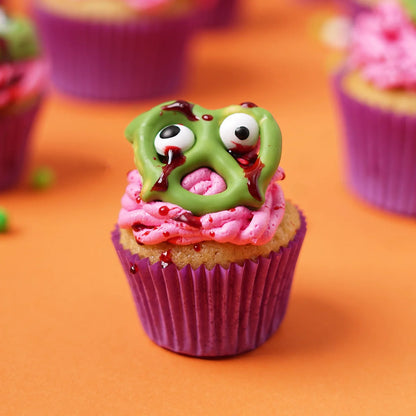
[181,168,226,196]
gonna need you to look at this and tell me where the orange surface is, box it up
[1,1,416,415]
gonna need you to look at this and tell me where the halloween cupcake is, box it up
[0,8,47,191]
[112,100,306,357]
[32,0,198,100]
[333,0,416,216]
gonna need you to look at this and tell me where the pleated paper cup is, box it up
[112,212,306,357]
[33,4,197,100]
[0,98,43,191]
[333,71,416,216]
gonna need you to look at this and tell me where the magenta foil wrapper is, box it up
[112,212,306,357]
[0,99,43,191]
[33,5,197,100]
[333,71,416,216]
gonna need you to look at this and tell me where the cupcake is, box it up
[334,1,416,216]
[111,100,307,357]
[333,1,416,216]
[0,8,47,191]
[32,0,198,100]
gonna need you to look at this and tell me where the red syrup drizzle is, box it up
[174,212,202,229]
[228,141,264,201]
[152,147,186,192]
[202,114,213,121]
[159,249,173,268]
[161,100,199,121]
[240,101,258,108]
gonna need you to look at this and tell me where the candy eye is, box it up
[154,124,195,156]
[219,113,259,151]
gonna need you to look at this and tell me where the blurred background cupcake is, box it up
[0,6,47,191]
[32,0,199,100]
[333,0,416,216]
[198,0,241,28]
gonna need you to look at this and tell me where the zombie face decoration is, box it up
[125,100,282,216]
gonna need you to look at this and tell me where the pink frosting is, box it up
[118,168,286,245]
[0,59,48,108]
[349,1,416,90]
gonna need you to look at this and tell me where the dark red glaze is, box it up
[159,249,173,267]
[240,101,258,108]
[273,204,284,211]
[163,231,170,237]
[161,100,199,121]
[174,212,202,228]
[208,216,213,223]
[244,158,265,201]
[193,243,201,252]
[130,264,137,274]
[132,223,146,232]
[202,114,213,121]
[230,208,236,212]
[159,206,170,216]
[152,147,186,192]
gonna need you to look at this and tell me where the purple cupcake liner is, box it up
[33,5,197,100]
[200,0,240,28]
[0,98,43,191]
[112,211,306,357]
[333,71,416,216]
[334,0,372,17]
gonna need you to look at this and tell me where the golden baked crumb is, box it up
[342,71,416,115]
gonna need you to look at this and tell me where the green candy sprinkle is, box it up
[31,167,55,189]
[0,207,9,233]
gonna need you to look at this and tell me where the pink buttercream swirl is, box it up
[118,167,286,245]
[349,1,416,90]
[0,59,48,107]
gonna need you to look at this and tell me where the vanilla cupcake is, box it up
[0,8,47,190]
[112,100,306,357]
[333,0,416,216]
[33,0,198,100]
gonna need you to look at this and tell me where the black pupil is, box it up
[160,125,180,139]
[235,126,250,140]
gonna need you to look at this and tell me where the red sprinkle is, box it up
[163,231,170,237]
[202,114,213,121]
[130,264,137,274]
[159,250,173,267]
[209,231,215,237]
[193,243,201,252]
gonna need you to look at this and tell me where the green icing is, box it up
[125,101,282,216]
[0,10,40,63]
[402,0,416,21]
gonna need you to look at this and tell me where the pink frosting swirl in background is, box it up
[118,168,286,246]
[349,1,416,90]
[0,59,48,107]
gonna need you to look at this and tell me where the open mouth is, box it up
[181,168,226,196]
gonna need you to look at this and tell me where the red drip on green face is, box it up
[244,158,265,201]
[240,102,258,108]
[152,147,186,192]
[161,100,199,121]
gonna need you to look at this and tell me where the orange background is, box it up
[1,0,415,414]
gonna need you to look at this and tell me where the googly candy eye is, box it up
[219,113,260,151]
[154,124,195,156]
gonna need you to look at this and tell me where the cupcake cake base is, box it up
[112,211,306,357]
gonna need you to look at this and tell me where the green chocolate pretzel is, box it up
[125,101,282,216]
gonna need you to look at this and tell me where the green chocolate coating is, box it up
[0,11,40,63]
[125,101,282,216]
[402,0,416,21]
